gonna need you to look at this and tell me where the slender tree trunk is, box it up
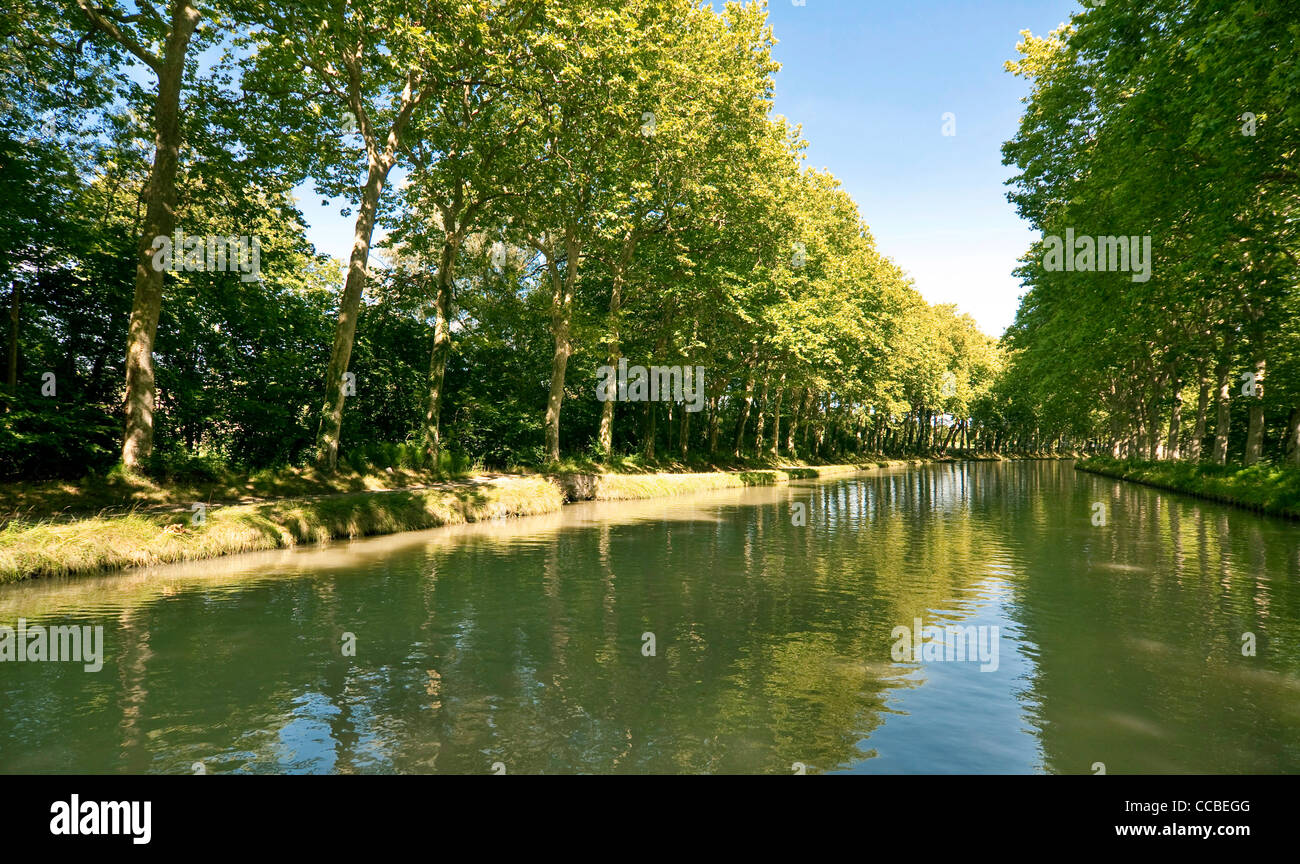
[641,401,656,460]
[784,389,800,456]
[1164,383,1182,461]
[732,348,759,458]
[786,388,809,457]
[665,402,675,454]
[678,402,690,459]
[753,374,770,454]
[942,421,959,450]
[1213,361,1232,465]
[818,395,830,457]
[116,0,201,472]
[1146,398,1161,459]
[597,234,637,459]
[421,233,461,470]
[642,332,669,460]
[1189,360,1210,461]
[798,396,809,453]
[597,308,619,459]
[768,378,785,457]
[542,230,579,463]
[1244,357,1266,465]
[316,160,390,469]
[1286,406,1300,466]
[706,395,719,454]
[801,390,816,453]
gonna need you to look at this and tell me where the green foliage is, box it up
[996,2,1300,463]
[3,0,1010,486]
[0,391,118,481]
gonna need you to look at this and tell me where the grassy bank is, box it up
[0,453,1011,526]
[0,464,472,527]
[0,456,995,584]
[0,478,564,584]
[1076,457,1300,520]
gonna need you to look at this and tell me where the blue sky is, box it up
[297,0,1083,337]
[765,0,1081,336]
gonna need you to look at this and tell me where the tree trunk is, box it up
[315,159,389,469]
[786,388,809,457]
[1286,406,1300,466]
[1163,385,1182,460]
[1189,360,1210,461]
[732,348,758,459]
[421,232,460,470]
[1146,395,1162,459]
[1213,361,1232,465]
[117,0,201,472]
[641,401,656,460]
[597,234,637,459]
[678,401,690,459]
[768,378,785,457]
[543,230,579,463]
[813,395,827,457]
[706,394,719,455]
[941,420,959,451]
[801,390,816,453]
[753,374,770,454]
[1243,357,1265,466]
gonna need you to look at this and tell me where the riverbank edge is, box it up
[0,455,1024,584]
[0,458,948,584]
[1074,457,1300,521]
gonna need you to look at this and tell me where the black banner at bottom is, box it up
[1,773,1285,851]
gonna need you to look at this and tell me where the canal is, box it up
[1,461,1297,773]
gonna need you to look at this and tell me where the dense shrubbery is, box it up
[0,391,118,481]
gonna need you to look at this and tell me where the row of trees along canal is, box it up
[999,1,1300,466]
[8,1,1293,482]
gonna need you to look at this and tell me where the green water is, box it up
[1,461,1298,774]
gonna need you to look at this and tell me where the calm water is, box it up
[1,461,1298,774]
